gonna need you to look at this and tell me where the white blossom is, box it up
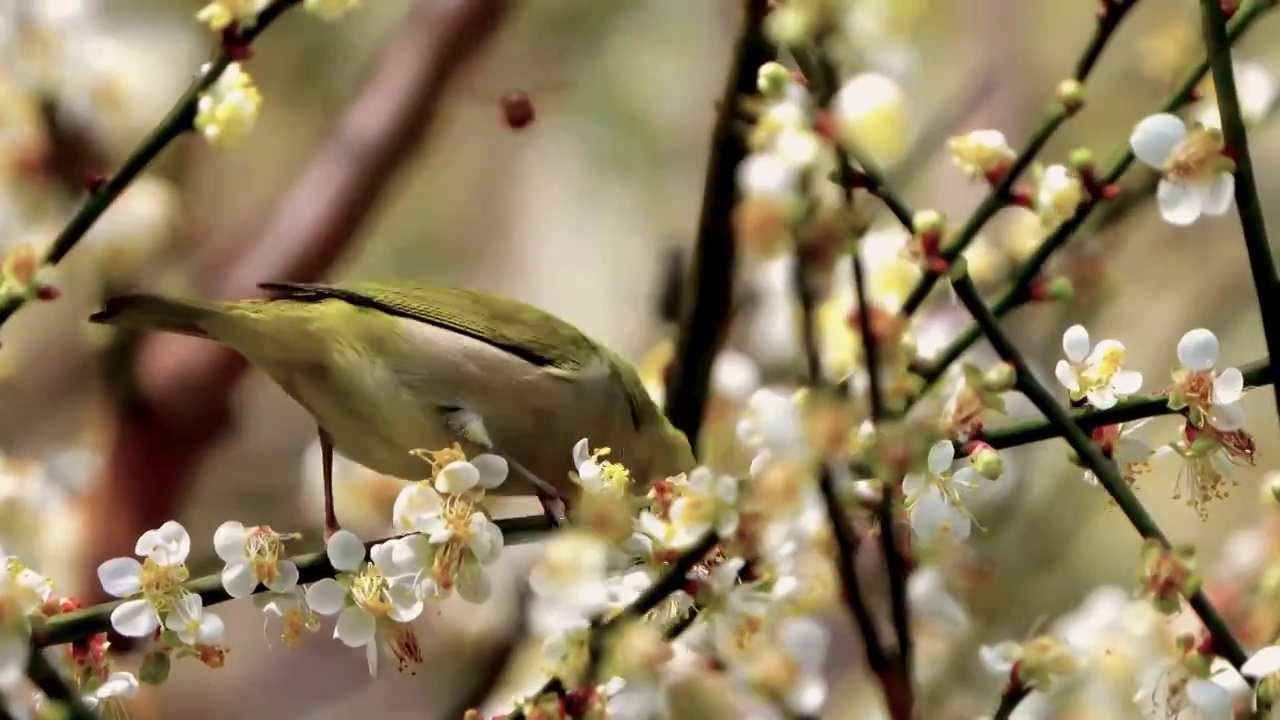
[1130,113,1235,226]
[1054,324,1143,409]
[96,521,191,637]
[213,521,299,599]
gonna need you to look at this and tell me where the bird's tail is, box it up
[88,293,223,339]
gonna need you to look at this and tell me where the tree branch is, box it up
[37,515,552,648]
[899,0,1142,315]
[664,0,772,449]
[912,0,1276,399]
[1199,0,1280,428]
[949,270,1251,672]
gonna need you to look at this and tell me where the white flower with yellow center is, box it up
[305,531,424,676]
[902,441,980,542]
[737,388,807,461]
[254,587,320,650]
[1054,325,1143,409]
[194,62,263,147]
[304,0,362,20]
[528,531,612,636]
[640,468,740,549]
[1035,164,1085,228]
[195,0,270,31]
[1171,328,1245,430]
[97,521,192,637]
[730,617,829,716]
[572,439,634,497]
[390,457,507,603]
[1130,113,1235,226]
[832,72,909,166]
[948,129,1014,180]
[213,521,301,599]
[163,593,225,647]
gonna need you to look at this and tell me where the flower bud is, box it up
[971,446,1005,481]
[1068,147,1095,173]
[912,209,946,237]
[1056,79,1085,115]
[764,6,815,47]
[983,362,1018,392]
[1180,648,1212,679]
[140,650,172,685]
[1042,276,1074,302]
[757,62,793,98]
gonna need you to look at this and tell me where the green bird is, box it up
[89,281,696,537]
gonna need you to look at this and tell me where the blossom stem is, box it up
[509,533,721,720]
[0,0,303,332]
[26,646,97,720]
[29,515,555,648]
[898,0,1142,316]
[949,270,1252,672]
[991,683,1030,720]
[1199,0,1280,432]
[790,40,914,716]
[790,46,915,230]
[663,0,773,449]
[912,0,1276,399]
[960,357,1273,453]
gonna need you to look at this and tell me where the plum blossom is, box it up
[1129,113,1235,226]
[902,441,981,542]
[571,440,633,497]
[1055,324,1143,409]
[1169,328,1245,430]
[727,617,829,715]
[96,521,191,637]
[948,129,1014,179]
[213,521,300,599]
[391,455,507,603]
[164,593,225,648]
[641,468,739,549]
[304,531,423,676]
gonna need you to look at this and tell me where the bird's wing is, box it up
[258,281,599,372]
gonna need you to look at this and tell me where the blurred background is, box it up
[1,0,1279,718]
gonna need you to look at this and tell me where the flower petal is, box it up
[979,642,1018,674]
[334,606,377,647]
[199,612,226,645]
[435,460,480,495]
[1242,645,1280,678]
[1062,324,1091,362]
[1201,173,1235,216]
[787,675,828,715]
[926,440,955,475]
[1086,388,1118,410]
[267,561,299,593]
[470,454,509,489]
[1054,360,1080,393]
[1210,402,1246,431]
[1130,113,1187,167]
[387,582,424,622]
[390,533,433,568]
[326,530,366,572]
[457,562,492,604]
[212,521,248,563]
[1178,329,1220,371]
[97,557,143,598]
[110,599,159,638]
[1110,369,1143,395]
[1213,367,1244,405]
[305,578,348,615]
[221,562,259,599]
[1157,179,1204,226]
[902,473,925,497]
[1185,678,1231,720]
[910,489,949,540]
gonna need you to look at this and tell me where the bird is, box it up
[89,280,697,538]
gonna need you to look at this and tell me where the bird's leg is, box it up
[443,408,568,527]
[318,426,341,540]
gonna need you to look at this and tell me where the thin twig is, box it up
[26,646,96,720]
[968,358,1272,452]
[664,0,772,448]
[0,0,303,330]
[898,0,1142,315]
[506,531,721,720]
[35,516,553,648]
[912,0,1276,397]
[948,270,1251,671]
[1199,0,1280,429]
[992,683,1030,720]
